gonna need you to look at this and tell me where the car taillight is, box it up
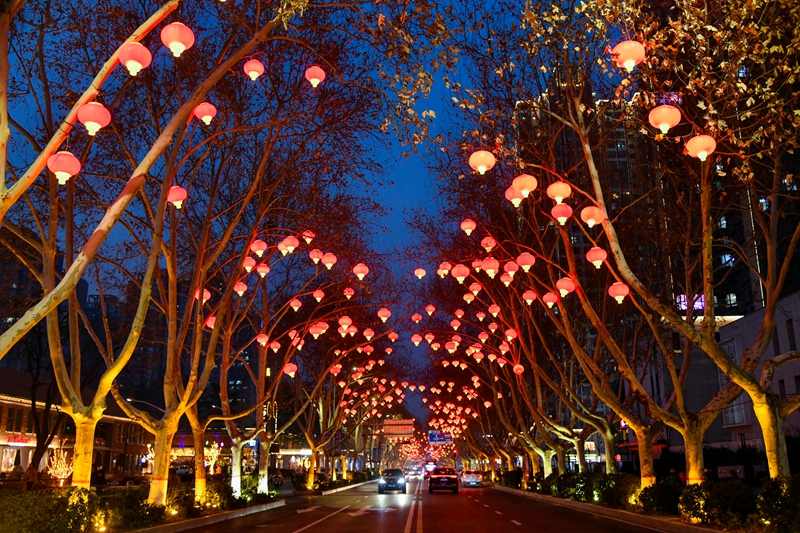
[478,475,483,480]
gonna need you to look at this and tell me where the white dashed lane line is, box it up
[495,511,503,515]
[483,504,489,507]
[511,520,522,526]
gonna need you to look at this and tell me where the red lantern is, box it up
[547,182,572,203]
[551,203,573,225]
[313,289,325,302]
[512,173,538,197]
[580,206,606,228]
[118,42,152,76]
[205,316,216,329]
[270,341,281,353]
[439,262,452,276]
[611,40,646,72]
[160,22,195,58]
[378,308,392,322]
[504,261,519,278]
[47,151,81,185]
[481,236,496,252]
[234,281,247,296]
[556,277,576,297]
[648,104,681,134]
[450,319,461,331]
[451,264,470,283]
[167,186,187,208]
[488,304,500,317]
[353,263,369,280]
[505,329,517,341]
[282,236,300,254]
[256,263,270,277]
[388,332,399,342]
[363,328,375,340]
[194,288,211,304]
[686,135,716,161]
[343,287,355,299]
[468,150,496,175]
[250,239,267,257]
[484,401,492,408]
[321,252,337,270]
[461,218,476,236]
[244,59,265,81]
[463,293,475,304]
[411,334,423,346]
[309,249,323,264]
[516,253,536,272]
[586,247,607,269]
[522,290,537,305]
[256,333,269,346]
[283,363,298,378]
[505,186,524,207]
[305,66,326,87]
[542,292,559,308]
[301,230,315,244]
[513,364,525,375]
[481,257,500,278]
[243,257,256,272]
[412,313,422,323]
[608,282,630,304]
[414,267,426,279]
[290,298,302,311]
[77,102,111,136]
[426,304,436,315]
[194,102,217,125]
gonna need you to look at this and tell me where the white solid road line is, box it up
[416,497,423,533]
[511,520,522,526]
[403,501,417,533]
[495,511,503,515]
[290,505,350,533]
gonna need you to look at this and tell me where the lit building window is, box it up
[725,293,737,306]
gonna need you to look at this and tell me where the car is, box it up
[378,468,407,494]
[428,466,458,494]
[461,470,483,488]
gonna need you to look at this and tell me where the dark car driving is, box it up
[378,468,407,494]
[428,466,458,494]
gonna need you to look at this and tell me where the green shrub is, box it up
[0,487,99,533]
[758,475,800,533]
[105,488,165,530]
[639,483,683,515]
[679,483,707,523]
[606,474,640,510]
[704,480,757,526]
[539,473,559,496]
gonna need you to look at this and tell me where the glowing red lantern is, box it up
[414,267,426,279]
[542,292,558,308]
[481,237,496,252]
[612,40,646,72]
[46,151,81,185]
[290,298,302,311]
[439,262,452,277]
[313,289,325,302]
[309,249,323,264]
[488,304,500,317]
[522,290,537,305]
[516,253,536,272]
[281,236,300,255]
[194,288,211,304]
[205,316,216,329]
[364,328,375,340]
[343,287,355,299]
[425,305,436,316]
[461,218,476,235]
[512,173,538,197]
[243,257,256,272]
[551,203,573,225]
[283,363,298,378]
[388,332,399,342]
[250,239,267,257]
[118,42,152,76]
[450,319,461,331]
[321,252,337,270]
[547,182,572,203]
[160,22,195,58]
[256,333,269,346]
[411,334,423,346]
[481,257,500,278]
[556,277,576,297]
[234,281,248,296]
[244,59,265,80]
[608,282,630,304]
[301,230,315,244]
[580,206,606,228]
[686,135,716,161]
[484,401,492,408]
[194,102,217,125]
[648,104,681,134]
[167,186,187,208]
[505,329,517,341]
[505,186,524,207]
[513,364,524,375]
[468,150,496,175]
[412,313,422,323]
[377,308,392,323]
[305,66,326,87]
[256,263,270,277]
[451,264,470,284]
[353,263,369,280]
[586,247,607,269]
[77,102,111,136]
[270,341,281,353]
[504,261,519,278]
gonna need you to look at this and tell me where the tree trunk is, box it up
[528,450,540,478]
[258,439,270,493]
[683,425,705,485]
[191,421,206,501]
[555,445,567,474]
[634,429,657,489]
[70,414,99,489]
[340,454,347,480]
[307,449,318,489]
[542,450,554,476]
[230,444,243,497]
[148,424,177,505]
[575,440,587,473]
[752,395,791,478]
[602,431,616,474]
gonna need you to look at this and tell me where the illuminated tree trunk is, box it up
[527,450,540,478]
[555,446,567,474]
[231,444,243,497]
[258,439,270,493]
[752,395,791,478]
[70,414,99,489]
[190,419,206,502]
[307,449,318,489]
[575,440,587,473]
[541,450,554,476]
[682,426,705,485]
[148,424,177,505]
[602,431,616,474]
[635,430,657,489]
[340,454,347,480]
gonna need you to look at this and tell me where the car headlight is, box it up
[379,478,386,484]
[399,478,405,484]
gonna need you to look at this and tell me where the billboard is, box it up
[382,419,415,438]
[428,430,454,445]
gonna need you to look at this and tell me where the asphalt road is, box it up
[183,478,659,533]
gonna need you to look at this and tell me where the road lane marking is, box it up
[403,502,417,533]
[495,511,503,515]
[297,506,320,514]
[511,520,522,526]
[416,500,423,533]
[348,505,372,517]
[484,504,489,507]
[290,505,350,533]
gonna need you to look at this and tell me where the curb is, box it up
[492,486,713,533]
[131,499,285,533]
[321,479,376,495]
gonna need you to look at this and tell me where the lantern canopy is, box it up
[118,42,152,76]
[648,104,681,134]
[194,102,217,125]
[460,218,477,236]
[305,66,326,87]
[608,282,630,304]
[468,150,496,175]
[580,206,606,228]
[542,292,559,308]
[586,247,608,269]
[243,59,265,80]
[283,363,298,378]
[512,174,538,197]
[611,40,646,72]
[353,263,370,280]
[686,135,717,161]
[250,239,267,257]
[234,281,247,296]
[556,277,576,297]
[167,186,187,208]
[505,186,524,207]
[516,253,536,272]
[551,203,573,225]
[160,22,195,58]
[546,182,572,203]
[451,264,470,284]
[414,267,426,279]
[77,102,111,136]
[46,151,81,185]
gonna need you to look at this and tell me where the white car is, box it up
[461,470,483,487]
